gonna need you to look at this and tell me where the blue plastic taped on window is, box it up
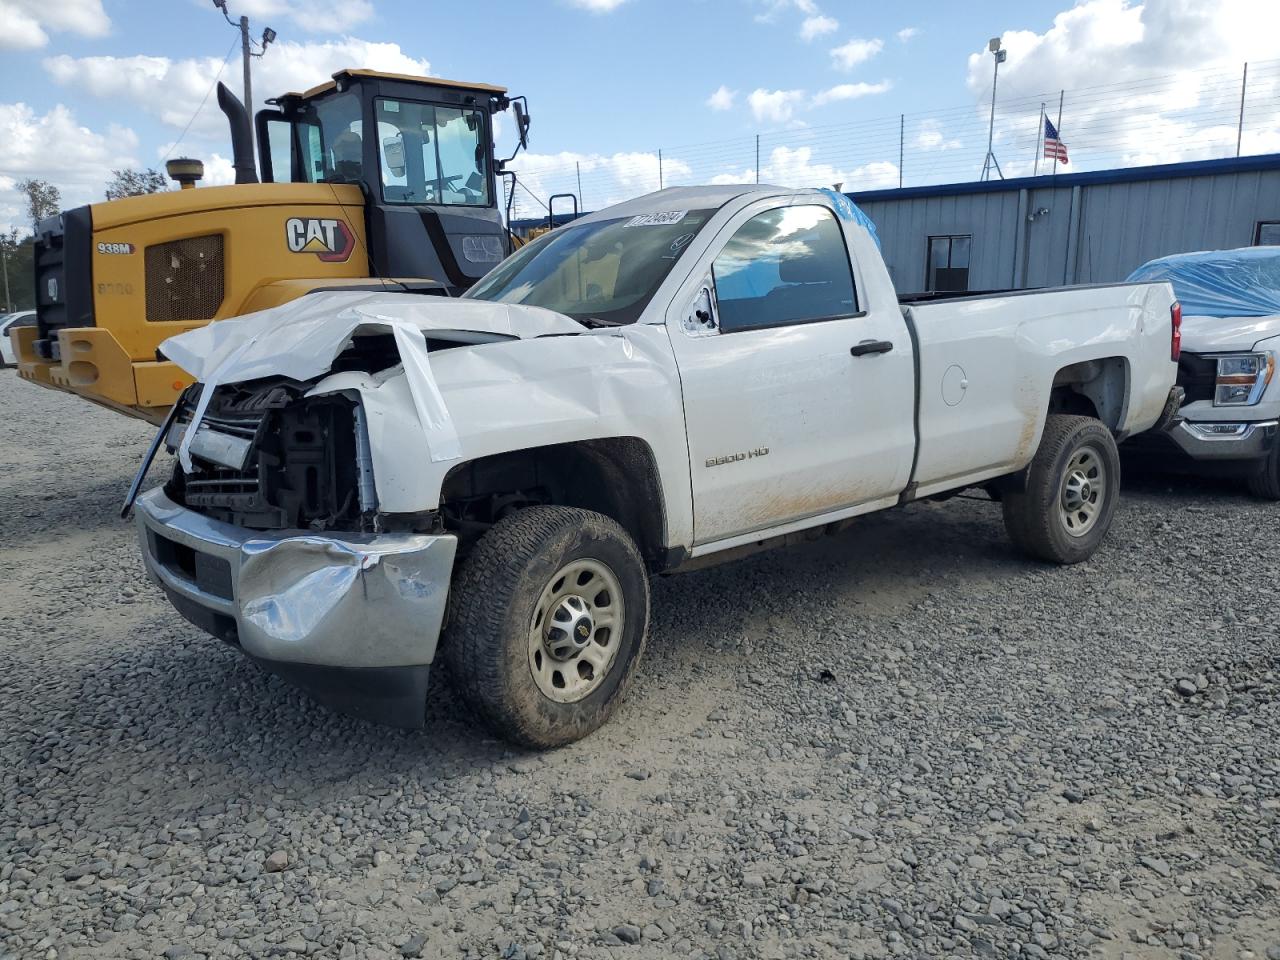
[1126,247,1280,318]
[817,188,881,250]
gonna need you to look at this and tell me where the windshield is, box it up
[375,99,490,206]
[466,209,714,325]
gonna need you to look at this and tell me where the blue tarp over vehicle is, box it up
[1127,247,1280,318]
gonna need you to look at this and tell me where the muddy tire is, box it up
[443,506,649,748]
[1246,443,1280,500]
[1002,415,1121,564]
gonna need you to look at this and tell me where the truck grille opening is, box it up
[166,381,363,531]
[1177,353,1217,405]
[145,235,225,322]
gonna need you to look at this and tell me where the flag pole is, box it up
[1034,102,1045,176]
[1053,89,1064,175]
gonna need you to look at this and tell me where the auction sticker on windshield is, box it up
[627,211,687,227]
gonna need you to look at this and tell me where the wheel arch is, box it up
[1049,356,1130,433]
[439,436,671,571]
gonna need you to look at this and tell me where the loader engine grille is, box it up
[145,235,225,322]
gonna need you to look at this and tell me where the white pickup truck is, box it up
[1126,247,1280,498]
[129,185,1182,746]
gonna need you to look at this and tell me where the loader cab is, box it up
[255,69,527,293]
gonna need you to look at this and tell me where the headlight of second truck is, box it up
[1214,352,1275,406]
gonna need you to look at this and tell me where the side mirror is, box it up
[383,136,406,176]
[683,284,718,337]
[514,101,530,149]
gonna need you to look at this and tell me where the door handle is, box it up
[850,339,894,357]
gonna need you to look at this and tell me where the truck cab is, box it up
[16,69,529,422]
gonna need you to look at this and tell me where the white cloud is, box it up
[220,0,374,32]
[896,26,918,42]
[706,85,737,111]
[964,0,1280,170]
[566,0,628,11]
[709,145,898,191]
[0,103,141,233]
[915,119,961,151]
[754,0,819,23]
[748,88,806,125]
[800,15,838,41]
[829,37,883,70]
[44,39,432,140]
[0,0,109,49]
[813,81,891,106]
[509,150,692,216]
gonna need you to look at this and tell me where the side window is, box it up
[1255,221,1280,246]
[712,205,858,333]
[926,235,971,292]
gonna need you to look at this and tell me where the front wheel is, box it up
[1246,442,1280,500]
[1002,415,1121,564]
[443,506,650,748]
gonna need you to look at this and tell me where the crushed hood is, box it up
[160,290,585,473]
[1180,312,1280,353]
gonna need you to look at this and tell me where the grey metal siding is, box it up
[859,163,1280,291]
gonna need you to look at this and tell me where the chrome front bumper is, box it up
[1168,419,1279,461]
[135,489,458,725]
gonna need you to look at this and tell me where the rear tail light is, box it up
[1170,301,1182,362]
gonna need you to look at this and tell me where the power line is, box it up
[161,36,240,164]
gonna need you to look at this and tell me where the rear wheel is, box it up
[1002,415,1121,564]
[443,506,649,748]
[1246,443,1280,500]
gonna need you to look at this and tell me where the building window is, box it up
[1255,221,1280,246]
[926,235,972,292]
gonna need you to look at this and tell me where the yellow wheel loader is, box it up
[16,69,532,423]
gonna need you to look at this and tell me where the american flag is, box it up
[1044,117,1069,164]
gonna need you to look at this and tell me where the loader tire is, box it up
[443,506,649,749]
[1002,415,1121,565]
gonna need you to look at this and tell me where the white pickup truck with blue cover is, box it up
[129,185,1182,746]
[1126,247,1280,498]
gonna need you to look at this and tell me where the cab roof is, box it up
[285,68,508,102]
[574,185,793,224]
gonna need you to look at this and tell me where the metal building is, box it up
[851,153,1280,295]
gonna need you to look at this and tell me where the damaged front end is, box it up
[130,375,456,726]
[161,378,376,533]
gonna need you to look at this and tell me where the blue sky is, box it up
[1,0,1277,229]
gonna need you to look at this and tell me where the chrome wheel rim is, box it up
[528,558,625,703]
[1059,444,1106,538]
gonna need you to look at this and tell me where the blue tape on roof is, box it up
[1127,247,1280,318]
[819,188,881,250]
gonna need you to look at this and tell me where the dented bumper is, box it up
[135,488,457,727]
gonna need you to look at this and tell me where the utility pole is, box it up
[213,2,277,158]
[1,247,10,313]
[980,37,1007,182]
[898,114,904,188]
[1236,62,1248,157]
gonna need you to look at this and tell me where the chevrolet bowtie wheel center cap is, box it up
[546,595,595,661]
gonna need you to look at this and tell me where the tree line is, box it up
[2,169,171,311]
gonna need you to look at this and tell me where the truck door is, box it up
[666,198,916,546]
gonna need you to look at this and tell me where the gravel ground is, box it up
[1,370,1278,960]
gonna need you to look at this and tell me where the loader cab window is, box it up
[375,98,491,207]
[295,91,364,184]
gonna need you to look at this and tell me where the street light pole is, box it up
[980,37,1007,182]
[240,15,252,126]
[212,2,276,159]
